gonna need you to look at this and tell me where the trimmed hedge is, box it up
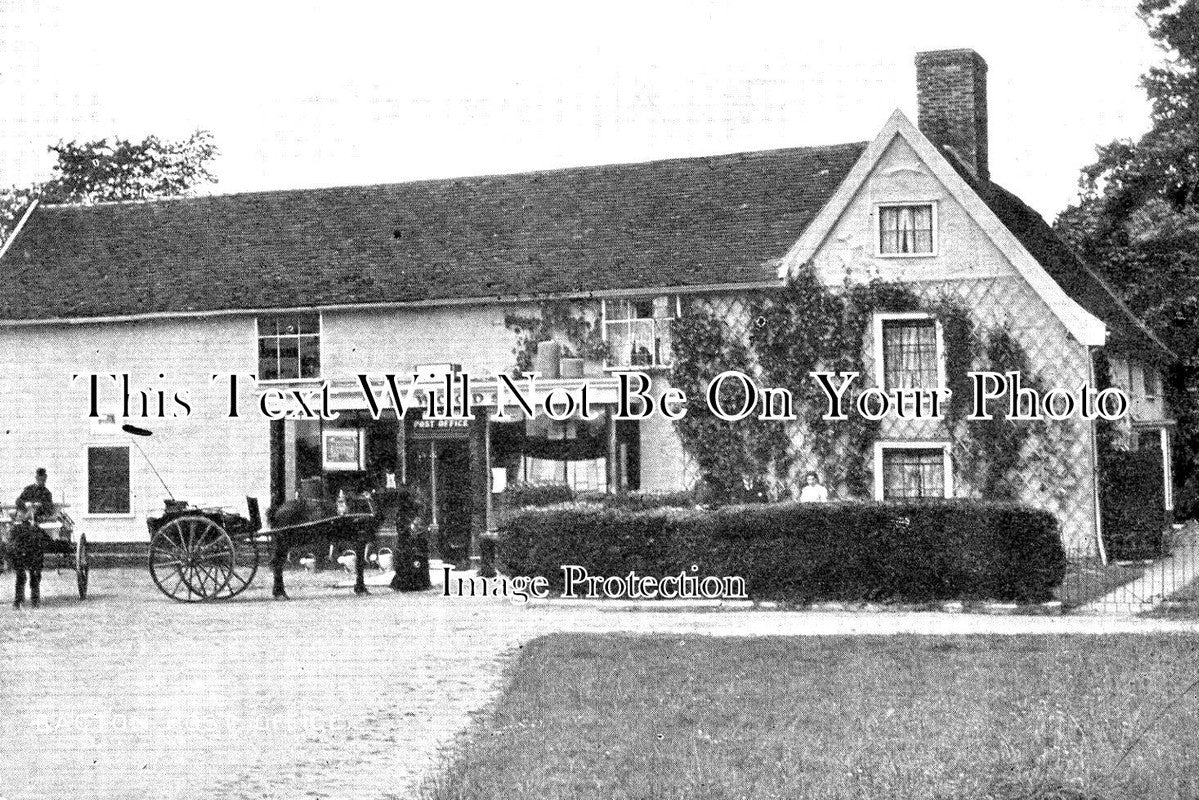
[501,482,696,511]
[575,490,697,510]
[498,500,1066,603]
[502,482,576,508]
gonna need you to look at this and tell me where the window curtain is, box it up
[883,450,943,499]
[897,206,916,252]
[881,206,932,254]
[521,456,607,491]
[883,321,938,388]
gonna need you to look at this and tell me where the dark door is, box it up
[436,441,473,567]
[1101,441,1167,560]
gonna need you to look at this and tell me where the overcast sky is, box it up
[0,0,1164,220]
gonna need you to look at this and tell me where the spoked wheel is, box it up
[76,534,89,599]
[219,531,261,600]
[149,516,236,602]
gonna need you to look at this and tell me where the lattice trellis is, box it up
[535,283,1102,556]
[686,279,1100,556]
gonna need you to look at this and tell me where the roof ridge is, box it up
[36,141,871,211]
[0,139,870,322]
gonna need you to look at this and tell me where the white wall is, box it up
[0,316,266,542]
[0,303,536,542]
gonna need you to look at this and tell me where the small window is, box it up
[877,445,950,500]
[258,314,321,381]
[1144,366,1161,399]
[878,203,935,256]
[88,446,130,514]
[603,298,674,368]
[880,317,939,389]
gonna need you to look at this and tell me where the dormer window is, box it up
[877,203,936,256]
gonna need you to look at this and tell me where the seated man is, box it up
[734,474,770,504]
[16,467,54,522]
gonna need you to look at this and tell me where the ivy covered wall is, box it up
[678,269,1097,554]
[503,269,1100,554]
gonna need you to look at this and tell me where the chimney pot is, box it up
[915,49,989,182]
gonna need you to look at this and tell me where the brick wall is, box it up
[916,48,989,182]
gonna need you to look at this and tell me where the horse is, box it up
[8,511,46,609]
[266,486,420,599]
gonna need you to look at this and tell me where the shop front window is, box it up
[521,456,608,491]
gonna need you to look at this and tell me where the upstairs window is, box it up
[603,297,674,368]
[1143,365,1161,400]
[258,314,321,381]
[878,203,935,256]
[876,315,941,390]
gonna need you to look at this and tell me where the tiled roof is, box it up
[973,179,1172,359]
[0,142,868,321]
[0,136,1171,362]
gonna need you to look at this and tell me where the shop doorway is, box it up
[435,441,473,565]
[406,423,477,568]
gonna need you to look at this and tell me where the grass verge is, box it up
[421,633,1199,800]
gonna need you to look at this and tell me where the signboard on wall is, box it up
[411,418,472,440]
[322,429,365,471]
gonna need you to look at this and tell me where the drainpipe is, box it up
[1088,346,1108,565]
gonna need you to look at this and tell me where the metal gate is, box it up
[1059,522,1199,614]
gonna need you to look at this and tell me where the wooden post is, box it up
[283,418,297,499]
[484,414,493,533]
[396,422,407,484]
[429,440,439,532]
[469,414,486,566]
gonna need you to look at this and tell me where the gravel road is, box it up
[3,566,1198,800]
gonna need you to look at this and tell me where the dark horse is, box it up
[8,512,45,609]
[266,486,420,599]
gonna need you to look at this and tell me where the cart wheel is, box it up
[76,534,90,599]
[149,516,235,602]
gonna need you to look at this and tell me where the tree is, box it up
[0,184,40,245]
[0,129,218,243]
[1054,0,1199,502]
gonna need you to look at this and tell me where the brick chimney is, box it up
[915,49,989,183]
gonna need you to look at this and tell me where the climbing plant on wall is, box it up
[746,273,935,496]
[673,269,1062,502]
[513,269,1068,505]
[670,311,790,501]
[957,329,1049,499]
[504,301,607,376]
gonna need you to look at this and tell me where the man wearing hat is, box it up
[16,468,54,523]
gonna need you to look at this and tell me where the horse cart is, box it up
[129,422,419,603]
[1,503,90,600]
[145,495,405,602]
[146,498,268,602]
